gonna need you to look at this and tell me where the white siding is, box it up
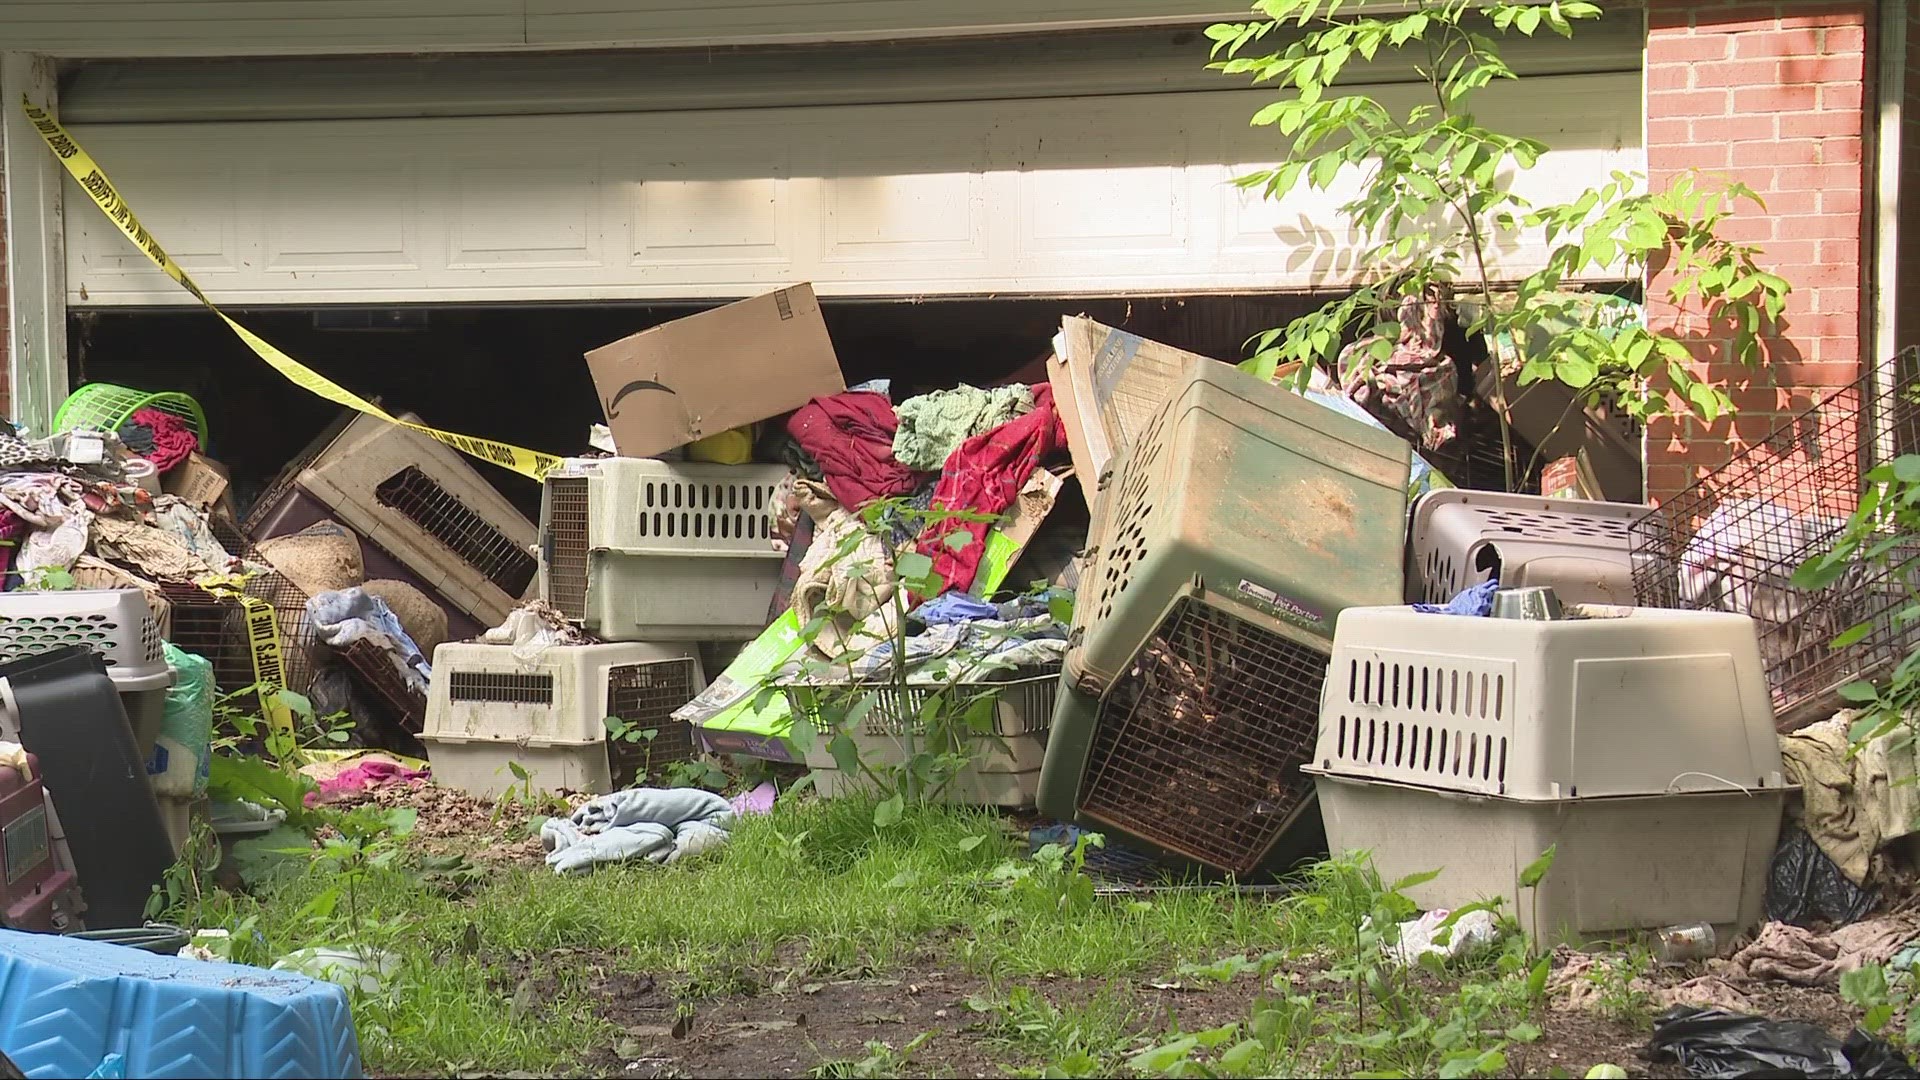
[0,0,1240,56]
[61,72,1639,306]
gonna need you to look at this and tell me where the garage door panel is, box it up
[63,74,1639,305]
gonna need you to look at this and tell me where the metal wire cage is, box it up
[158,567,317,715]
[1630,355,1920,731]
[1075,594,1327,876]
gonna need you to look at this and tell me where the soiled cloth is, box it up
[129,407,198,472]
[787,391,921,510]
[916,384,1066,596]
[1779,716,1920,886]
[91,511,213,580]
[0,472,92,574]
[793,508,900,659]
[151,497,236,568]
[1722,917,1920,988]
[540,787,736,873]
[306,758,429,805]
[1340,284,1462,452]
[892,384,1035,471]
[848,614,1068,682]
[483,600,591,658]
[307,587,430,694]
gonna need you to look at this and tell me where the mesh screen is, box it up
[544,476,590,619]
[606,660,699,785]
[375,466,537,596]
[1631,354,1920,729]
[1078,596,1326,876]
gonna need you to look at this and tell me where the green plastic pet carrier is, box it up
[1038,363,1410,876]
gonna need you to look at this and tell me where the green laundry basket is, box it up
[54,384,207,445]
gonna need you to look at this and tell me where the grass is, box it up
[174,796,1301,1075]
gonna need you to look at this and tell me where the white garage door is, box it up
[60,34,1641,306]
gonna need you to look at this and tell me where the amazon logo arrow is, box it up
[605,380,677,417]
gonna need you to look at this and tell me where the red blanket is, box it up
[916,383,1064,595]
[786,391,920,510]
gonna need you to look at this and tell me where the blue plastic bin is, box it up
[0,929,360,1078]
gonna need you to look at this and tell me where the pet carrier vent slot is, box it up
[1090,433,1165,625]
[606,660,699,783]
[1077,597,1327,875]
[545,476,590,620]
[0,615,122,664]
[376,466,538,597]
[448,671,554,705]
[638,479,772,542]
[1330,649,1515,793]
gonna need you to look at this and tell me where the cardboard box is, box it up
[164,452,230,510]
[585,284,846,459]
[1051,317,1218,510]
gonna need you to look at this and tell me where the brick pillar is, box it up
[1643,1,1871,503]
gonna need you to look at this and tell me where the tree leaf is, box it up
[1585,1067,1628,1080]
[956,835,986,853]
[1840,681,1882,704]
[1526,954,1551,998]
[1832,621,1874,649]
[896,552,935,582]
[1519,844,1557,888]
[1893,455,1920,484]
[873,793,904,828]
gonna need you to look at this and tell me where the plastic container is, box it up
[538,457,787,640]
[53,384,207,447]
[784,671,1055,808]
[0,589,169,691]
[1406,489,1643,606]
[422,642,705,799]
[146,645,213,800]
[1656,921,1717,964]
[1307,606,1785,800]
[245,411,537,634]
[0,928,359,1079]
[1068,362,1409,694]
[1306,604,1790,943]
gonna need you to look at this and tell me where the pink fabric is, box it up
[305,759,429,805]
[730,782,778,817]
[915,383,1065,596]
[130,407,198,472]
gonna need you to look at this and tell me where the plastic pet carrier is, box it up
[1407,490,1643,606]
[1631,358,1920,731]
[422,642,705,799]
[1066,362,1409,694]
[538,457,786,640]
[784,670,1056,808]
[1306,605,1788,942]
[0,589,171,754]
[246,411,538,638]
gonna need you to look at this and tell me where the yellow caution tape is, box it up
[193,573,295,747]
[22,97,565,481]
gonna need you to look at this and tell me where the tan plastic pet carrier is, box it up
[1306,605,1789,943]
[1406,490,1643,607]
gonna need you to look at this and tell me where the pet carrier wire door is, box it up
[1068,361,1410,695]
[1406,490,1644,606]
[1041,587,1334,876]
[1631,360,1920,730]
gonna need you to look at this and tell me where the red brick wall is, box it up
[1643,0,1871,504]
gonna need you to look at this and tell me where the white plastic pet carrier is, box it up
[422,641,706,799]
[247,412,539,635]
[1406,490,1643,606]
[1306,605,1788,942]
[538,457,787,641]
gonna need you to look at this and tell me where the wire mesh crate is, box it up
[158,568,316,714]
[1044,589,1330,876]
[1631,361,1920,731]
[1408,490,1643,606]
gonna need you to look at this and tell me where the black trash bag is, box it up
[1644,1006,1919,1079]
[1768,827,1878,927]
